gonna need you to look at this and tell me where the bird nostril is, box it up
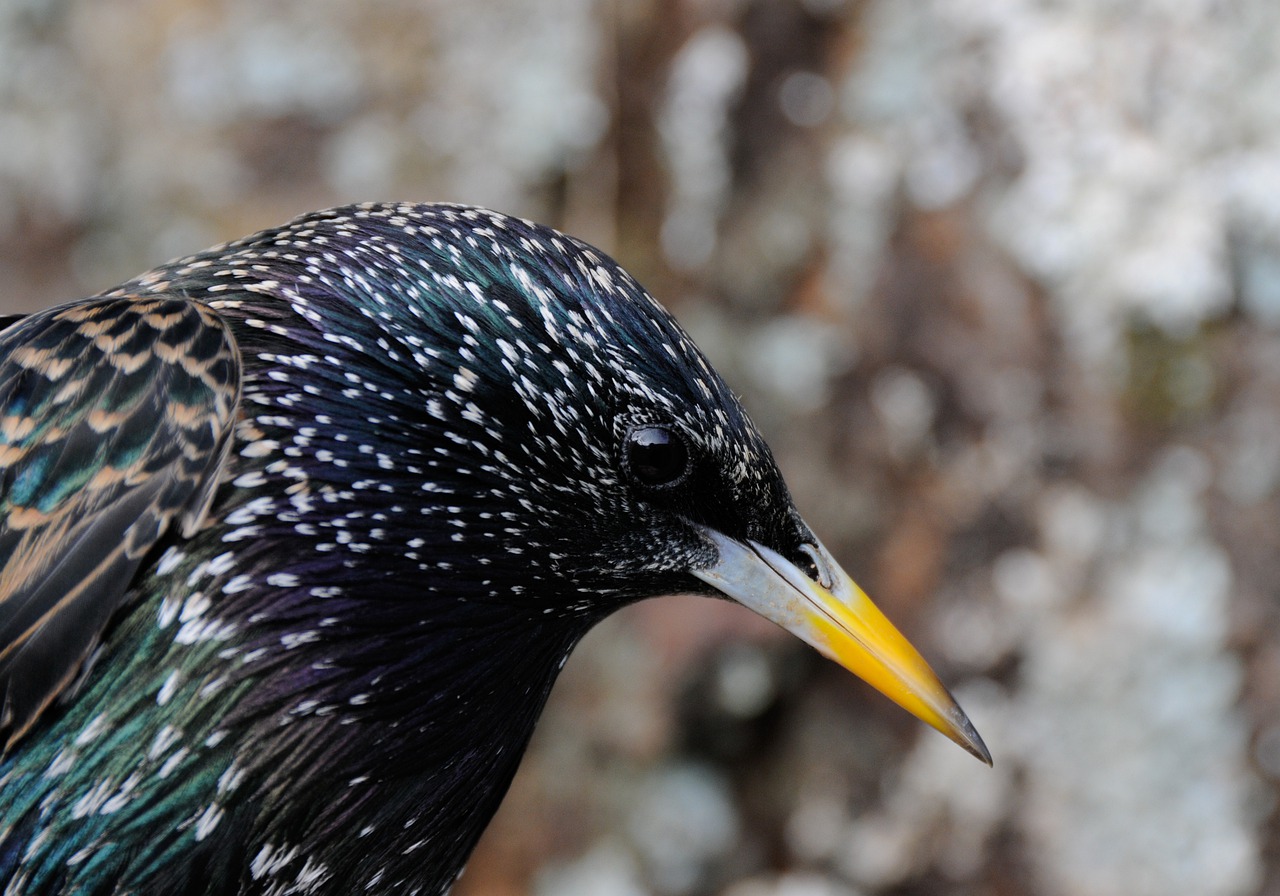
[798,543,832,589]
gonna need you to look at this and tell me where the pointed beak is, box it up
[692,527,991,764]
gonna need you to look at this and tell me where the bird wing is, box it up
[0,296,240,750]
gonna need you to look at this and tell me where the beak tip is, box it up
[948,707,993,766]
[965,731,994,767]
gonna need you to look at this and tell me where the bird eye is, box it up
[625,425,690,487]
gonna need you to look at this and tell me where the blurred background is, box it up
[3,0,1279,893]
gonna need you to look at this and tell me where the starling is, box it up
[0,203,988,895]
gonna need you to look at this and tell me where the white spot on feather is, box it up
[157,670,181,706]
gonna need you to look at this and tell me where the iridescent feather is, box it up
[0,297,239,749]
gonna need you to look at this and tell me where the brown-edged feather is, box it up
[0,296,240,750]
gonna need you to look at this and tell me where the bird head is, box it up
[208,203,989,763]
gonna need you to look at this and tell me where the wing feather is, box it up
[0,296,240,749]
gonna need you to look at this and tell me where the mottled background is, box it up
[3,1,1279,894]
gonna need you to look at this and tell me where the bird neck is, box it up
[51,393,598,896]
[142,521,588,893]
[229,589,581,893]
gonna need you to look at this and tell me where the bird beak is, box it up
[692,527,991,764]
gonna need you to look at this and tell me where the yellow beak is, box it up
[692,528,991,764]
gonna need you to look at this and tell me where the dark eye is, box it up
[625,425,690,487]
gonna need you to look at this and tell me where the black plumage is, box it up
[0,203,986,895]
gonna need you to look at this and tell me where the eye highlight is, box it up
[625,425,690,488]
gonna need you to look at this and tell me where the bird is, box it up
[0,202,988,895]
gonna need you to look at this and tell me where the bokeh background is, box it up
[4,1,1280,894]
